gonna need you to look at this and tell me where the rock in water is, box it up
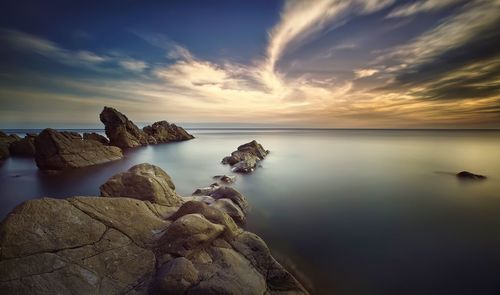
[82,132,109,145]
[9,134,36,156]
[143,120,194,143]
[0,163,309,294]
[456,171,487,180]
[0,131,21,160]
[222,140,269,173]
[213,174,236,183]
[99,106,149,149]
[100,163,183,206]
[34,128,123,170]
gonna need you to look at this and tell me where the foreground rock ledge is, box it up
[0,163,308,295]
[34,128,123,170]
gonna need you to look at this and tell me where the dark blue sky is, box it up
[0,0,498,128]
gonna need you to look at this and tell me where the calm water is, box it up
[1,129,500,294]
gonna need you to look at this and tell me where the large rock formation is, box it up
[0,163,308,294]
[222,140,269,173]
[100,163,183,206]
[143,120,194,143]
[9,133,36,157]
[99,106,149,149]
[34,128,123,170]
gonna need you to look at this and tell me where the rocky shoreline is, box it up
[0,107,194,170]
[0,162,309,294]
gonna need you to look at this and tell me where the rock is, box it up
[100,163,183,206]
[82,132,109,145]
[99,106,149,149]
[187,247,267,295]
[154,257,199,294]
[0,163,308,295]
[213,174,236,184]
[9,134,36,156]
[143,120,194,143]
[34,128,123,170]
[158,213,225,256]
[208,186,250,215]
[0,143,9,160]
[456,171,487,180]
[212,198,246,225]
[222,140,269,173]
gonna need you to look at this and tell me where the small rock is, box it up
[9,134,36,156]
[213,174,236,183]
[221,140,269,173]
[456,171,487,180]
[143,120,194,143]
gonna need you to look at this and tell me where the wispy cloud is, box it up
[387,0,463,18]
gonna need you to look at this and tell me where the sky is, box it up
[0,0,499,129]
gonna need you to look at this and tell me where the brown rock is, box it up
[82,132,109,145]
[9,134,36,156]
[154,257,199,294]
[143,120,194,143]
[100,163,183,206]
[99,106,149,149]
[221,140,269,173]
[34,128,123,170]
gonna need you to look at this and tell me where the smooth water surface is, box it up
[1,129,500,294]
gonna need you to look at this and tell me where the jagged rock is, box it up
[34,128,123,170]
[143,120,194,143]
[9,134,36,156]
[82,132,109,145]
[100,163,183,206]
[99,106,149,149]
[213,174,236,184]
[456,171,487,180]
[222,140,269,173]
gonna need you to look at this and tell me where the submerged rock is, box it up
[9,134,36,157]
[143,120,194,143]
[456,171,487,180]
[0,163,308,294]
[100,163,183,206]
[99,106,149,149]
[34,128,123,170]
[222,140,269,173]
[82,132,109,145]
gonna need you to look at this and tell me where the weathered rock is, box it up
[9,134,36,156]
[0,163,308,295]
[100,106,149,149]
[83,132,109,145]
[0,131,21,160]
[212,198,246,225]
[34,129,123,170]
[169,201,241,239]
[158,213,225,256]
[143,120,194,143]
[0,143,9,160]
[222,140,269,173]
[208,186,250,215]
[100,163,183,206]
[213,174,236,184]
[456,171,487,180]
[154,257,199,294]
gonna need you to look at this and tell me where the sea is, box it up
[1,129,500,295]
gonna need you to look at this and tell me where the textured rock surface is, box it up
[100,106,149,149]
[83,132,109,145]
[34,128,123,170]
[143,120,194,143]
[100,163,183,206]
[9,134,36,156]
[0,131,21,160]
[213,174,236,183]
[0,163,308,294]
[222,140,269,173]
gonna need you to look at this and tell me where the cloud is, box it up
[387,0,463,18]
[119,60,148,72]
[355,68,379,78]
